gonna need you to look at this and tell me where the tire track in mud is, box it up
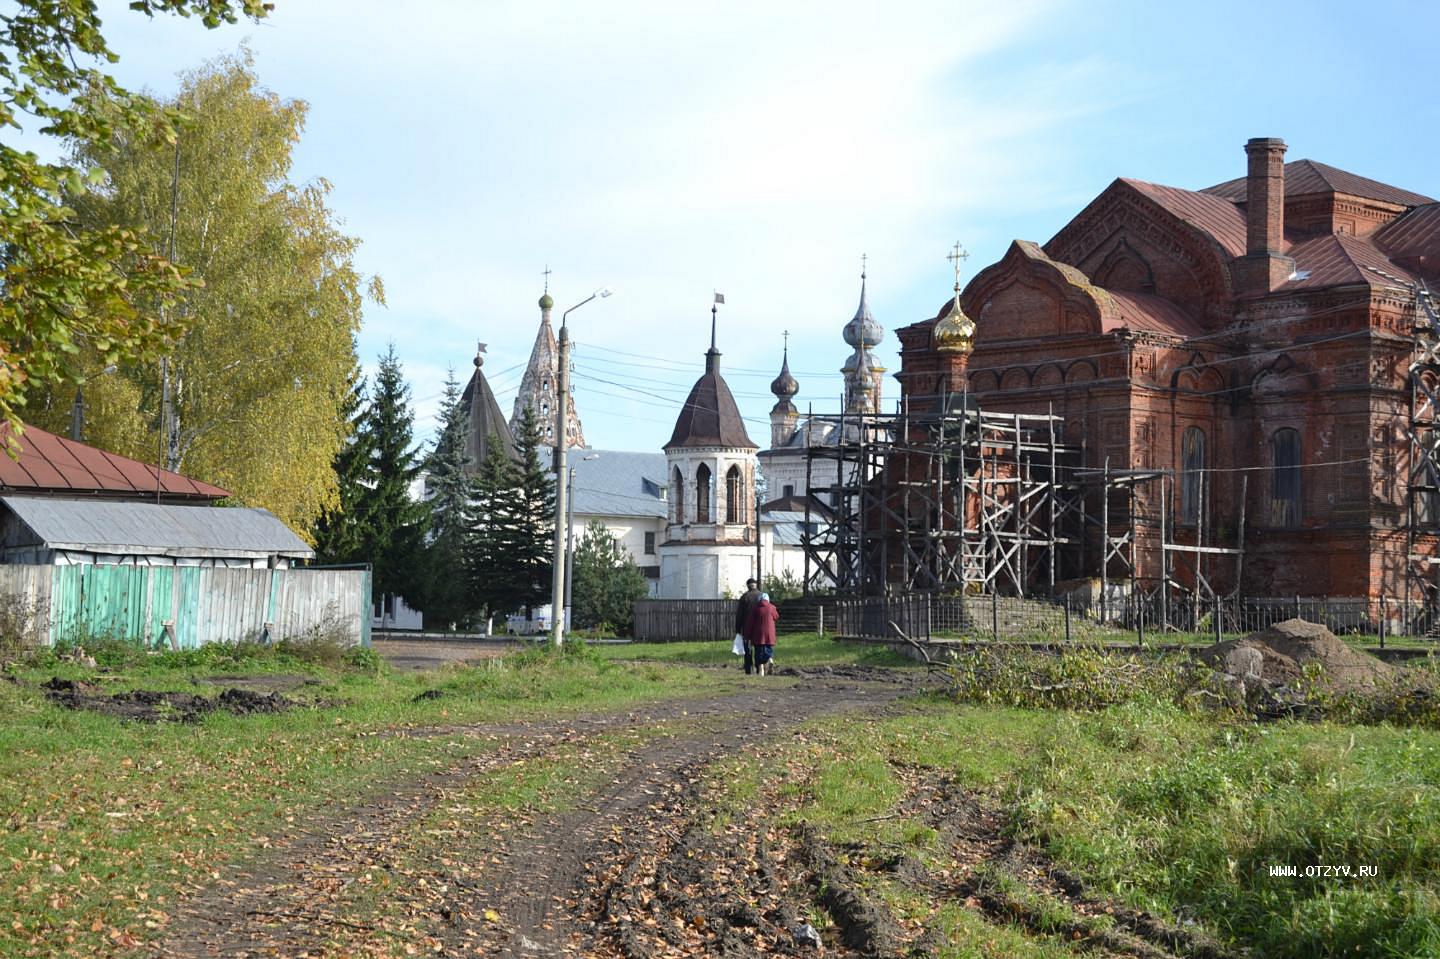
[157,669,924,958]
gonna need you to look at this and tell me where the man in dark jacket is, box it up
[735,578,762,674]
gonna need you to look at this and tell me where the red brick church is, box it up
[895,137,1440,603]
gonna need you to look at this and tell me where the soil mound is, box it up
[42,677,297,722]
[1198,618,1395,694]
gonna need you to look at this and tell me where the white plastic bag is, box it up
[732,633,745,656]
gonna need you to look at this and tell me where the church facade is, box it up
[893,137,1440,604]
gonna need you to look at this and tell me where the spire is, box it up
[706,292,724,373]
[842,255,883,349]
[512,285,585,447]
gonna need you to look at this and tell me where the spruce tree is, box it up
[361,344,428,609]
[571,520,650,633]
[468,434,521,620]
[510,405,557,613]
[312,368,372,565]
[413,369,476,629]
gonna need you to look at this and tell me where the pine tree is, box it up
[312,368,372,565]
[510,405,556,612]
[361,344,428,608]
[412,370,476,629]
[571,520,650,634]
[468,433,521,619]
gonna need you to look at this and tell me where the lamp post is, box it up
[551,287,612,647]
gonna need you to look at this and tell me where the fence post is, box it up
[1379,594,1387,649]
[817,604,824,637]
[1136,593,1145,647]
[1063,595,1072,644]
[991,591,1000,642]
[1214,594,1223,645]
[1293,594,1301,621]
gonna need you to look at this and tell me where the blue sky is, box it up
[71,0,1440,451]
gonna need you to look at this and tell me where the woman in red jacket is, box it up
[745,593,780,676]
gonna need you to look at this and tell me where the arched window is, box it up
[1270,428,1301,528]
[726,465,743,523]
[1180,427,1205,525]
[672,466,685,524]
[695,463,712,524]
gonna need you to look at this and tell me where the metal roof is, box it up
[1,495,314,559]
[1203,159,1435,208]
[0,424,230,501]
[563,449,669,519]
[762,509,810,547]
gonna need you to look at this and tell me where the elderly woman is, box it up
[745,592,780,676]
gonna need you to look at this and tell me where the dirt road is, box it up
[158,667,926,958]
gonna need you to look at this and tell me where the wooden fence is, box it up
[632,599,735,642]
[0,563,371,648]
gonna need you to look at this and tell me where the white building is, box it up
[657,309,761,599]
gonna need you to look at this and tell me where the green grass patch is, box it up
[595,630,916,668]
[0,643,733,958]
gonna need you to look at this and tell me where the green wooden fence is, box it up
[0,564,370,648]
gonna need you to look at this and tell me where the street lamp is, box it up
[551,288,612,647]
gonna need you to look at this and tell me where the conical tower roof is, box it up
[462,346,516,467]
[665,304,757,451]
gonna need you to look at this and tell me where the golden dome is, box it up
[933,298,975,354]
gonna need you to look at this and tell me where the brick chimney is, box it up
[1237,137,1295,295]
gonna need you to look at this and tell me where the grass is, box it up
[0,640,735,958]
[751,697,1440,958]
[595,630,917,668]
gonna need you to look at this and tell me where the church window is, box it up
[644,532,656,555]
[1269,428,1301,528]
[542,402,549,417]
[672,466,685,523]
[726,465,743,524]
[543,381,550,392]
[782,483,794,499]
[696,463,712,523]
[1180,427,1205,525]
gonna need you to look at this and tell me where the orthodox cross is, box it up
[861,252,867,280]
[541,265,552,292]
[947,241,969,292]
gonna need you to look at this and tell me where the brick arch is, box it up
[999,367,1032,393]
[1174,366,1226,395]
[1092,237,1156,294]
[1065,359,1098,384]
[1252,355,1319,397]
[1033,363,1065,388]
[968,369,999,393]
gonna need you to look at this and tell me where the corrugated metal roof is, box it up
[761,509,809,547]
[1203,159,1435,208]
[1280,234,1418,291]
[0,424,230,500]
[1,496,313,559]
[564,449,669,519]
[1376,202,1440,262]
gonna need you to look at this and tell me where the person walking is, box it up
[746,592,780,676]
[734,578,763,675]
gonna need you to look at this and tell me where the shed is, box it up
[0,496,314,568]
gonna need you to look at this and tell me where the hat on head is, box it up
[746,578,758,587]
[760,593,770,601]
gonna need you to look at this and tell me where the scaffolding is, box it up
[801,395,1086,596]
[1405,281,1440,621]
[800,393,1250,613]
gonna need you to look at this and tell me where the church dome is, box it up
[933,297,976,354]
[539,292,554,310]
[770,351,799,399]
[842,271,884,349]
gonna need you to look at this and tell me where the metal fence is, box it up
[0,563,371,648]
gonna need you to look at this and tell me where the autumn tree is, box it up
[29,51,377,533]
[0,0,271,445]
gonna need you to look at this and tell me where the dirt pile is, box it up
[1198,618,1395,694]
[42,677,297,722]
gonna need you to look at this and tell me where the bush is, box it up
[944,647,1210,712]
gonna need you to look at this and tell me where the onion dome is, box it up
[539,292,554,310]
[841,266,884,349]
[770,348,799,399]
[933,295,976,354]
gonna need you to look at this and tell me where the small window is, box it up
[696,463,712,523]
[782,484,795,498]
[1269,428,1301,527]
[644,531,656,555]
[543,381,550,392]
[672,466,685,523]
[726,465,743,523]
